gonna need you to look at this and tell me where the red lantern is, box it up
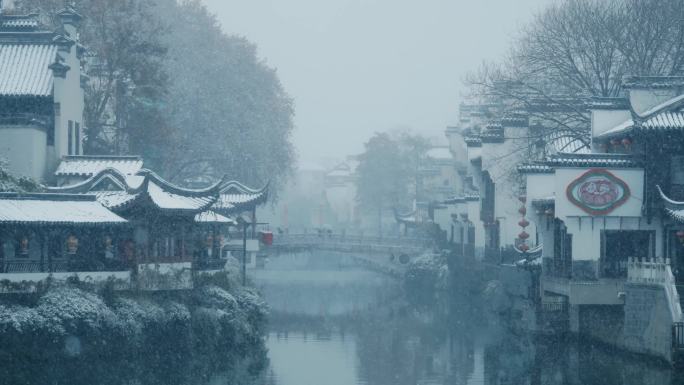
[518,219,530,228]
[676,230,684,242]
[518,231,530,240]
[518,206,527,215]
[519,244,530,252]
[518,195,527,203]
[622,137,632,147]
[259,231,274,246]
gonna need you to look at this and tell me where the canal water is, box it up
[254,252,680,385]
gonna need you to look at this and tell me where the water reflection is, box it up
[258,252,677,385]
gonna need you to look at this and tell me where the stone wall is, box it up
[622,283,673,361]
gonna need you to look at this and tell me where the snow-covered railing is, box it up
[627,257,683,322]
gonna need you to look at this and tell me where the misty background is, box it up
[202,0,550,166]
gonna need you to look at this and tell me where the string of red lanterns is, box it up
[517,195,530,253]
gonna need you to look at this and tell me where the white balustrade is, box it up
[627,257,683,322]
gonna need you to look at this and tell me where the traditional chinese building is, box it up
[0,7,85,182]
[520,76,684,361]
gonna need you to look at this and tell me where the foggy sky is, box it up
[202,0,549,168]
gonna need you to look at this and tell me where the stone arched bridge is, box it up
[264,234,434,277]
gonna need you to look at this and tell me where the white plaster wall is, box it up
[467,146,481,163]
[52,36,85,176]
[526,174,555,201]
[482,141,524,248]
[629,89,678,116]
[564,216,662,262]
[0,125,47,180]
[446,130,468,165]
[590,110,631,140]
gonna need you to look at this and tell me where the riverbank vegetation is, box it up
[0,276,268,385]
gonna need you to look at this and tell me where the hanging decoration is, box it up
[566,168,630,215]
[517,194,529,254]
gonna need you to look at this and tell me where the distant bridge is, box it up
[265,234,434,277]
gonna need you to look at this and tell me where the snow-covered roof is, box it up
[50,167,268,216]
[213,180,269,214]
[195,210,236,224]
[146,180,216,211]
[464,136,482,147]
[0,44,57,97]
[0,193,127,225]
[0,14,41,30]
[657,185,684,224]
[49,168,223,214]
[426,147,452,160]
[55,155,144,177]
[92,191,138,209]
[597,94,684,139]
[546,131,590,154]
[586,97,630,110]
[518,163,554,174]
[622,76,684,89]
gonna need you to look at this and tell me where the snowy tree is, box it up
[465,0,684,153]
[355,132,429,234]
[17,0,295,194]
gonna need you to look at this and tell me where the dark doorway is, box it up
[600,230,654,278]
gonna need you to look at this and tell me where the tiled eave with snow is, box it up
[597,94,684,140]
[464,136,482,147]
[586,97,630,110]
[518,163,554,174]
[0,193,127,226]
[542,153,640,168]
[622,76,684,89]
[49,168,225,216]
[657,185,684,224]
[212,181,269,215]
[55,155,144,177]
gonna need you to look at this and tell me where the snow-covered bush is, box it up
[36,287,118,339]
[403,253,449,308]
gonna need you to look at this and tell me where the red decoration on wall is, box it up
[566,168,631,216]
